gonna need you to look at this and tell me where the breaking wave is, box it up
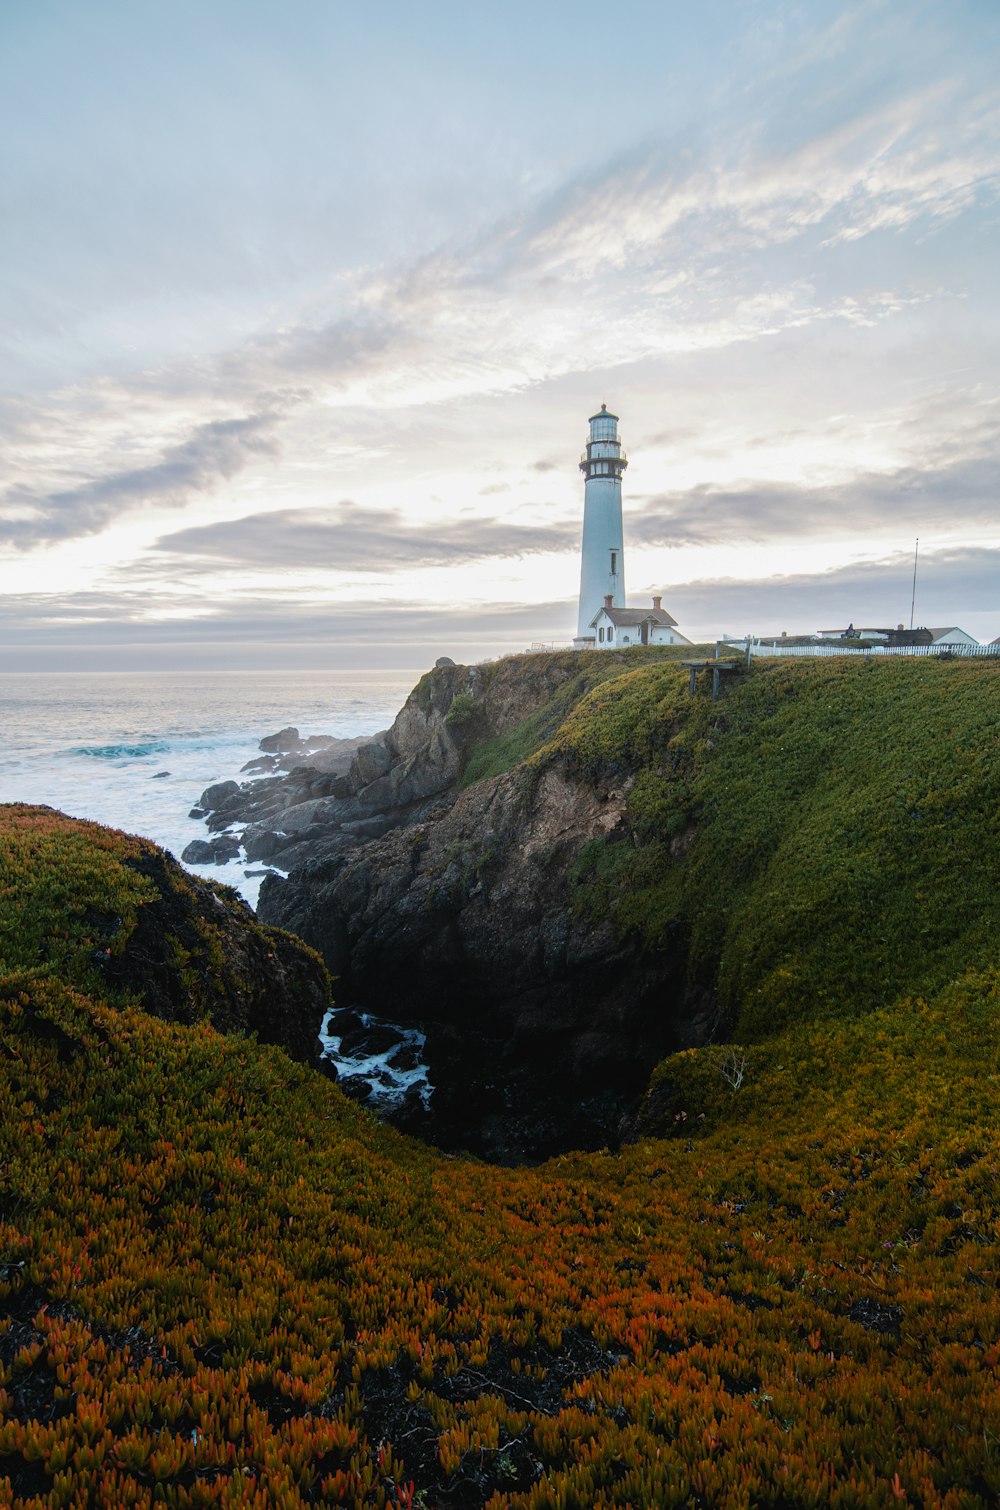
[69,741,171,760]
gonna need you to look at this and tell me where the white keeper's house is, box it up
[572,404,690,650]
[590,594,688,648]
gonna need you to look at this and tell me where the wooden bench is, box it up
[681,660,742,701]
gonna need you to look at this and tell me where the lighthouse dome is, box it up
[588,405,619,442]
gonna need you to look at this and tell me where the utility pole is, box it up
[909,537,919,631]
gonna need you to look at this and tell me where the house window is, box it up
[598,627,604,642]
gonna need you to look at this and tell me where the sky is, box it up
[1,0,998,671]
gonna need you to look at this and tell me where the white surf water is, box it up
[318,1010,432,1112]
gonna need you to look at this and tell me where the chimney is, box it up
[652,595,662,611]
[604,594,613,609]
[897,623,904,631]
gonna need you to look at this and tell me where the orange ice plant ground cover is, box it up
[1,948,997,1504]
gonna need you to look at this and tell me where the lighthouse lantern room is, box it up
[575,404,627,643]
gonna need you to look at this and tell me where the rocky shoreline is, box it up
[181,725,388,870]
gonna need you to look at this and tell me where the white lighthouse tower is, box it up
[575,404,627,643]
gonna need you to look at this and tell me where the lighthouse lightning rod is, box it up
[909,537,919,631]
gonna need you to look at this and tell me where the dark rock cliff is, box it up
[261,762,704,1159]
[250,653,710,1160]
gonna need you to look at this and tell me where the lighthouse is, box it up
[575,404,627,642]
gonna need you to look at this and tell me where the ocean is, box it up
[0,668,415,909]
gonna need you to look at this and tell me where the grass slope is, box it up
[0,804,329,1059]
[1,655,999,1508]
[543,656,1000,1038]
[459,646,713,789]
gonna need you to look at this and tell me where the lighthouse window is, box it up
[610,551,617,576]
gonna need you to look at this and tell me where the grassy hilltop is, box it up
[1,654,998,1508]
[537,654,1000,1040]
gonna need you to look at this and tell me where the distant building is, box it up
[573,405,687,647]
[590,595,691,649]
[751,632,824,648]
[816,624,979,647]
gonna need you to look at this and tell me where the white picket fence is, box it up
[743,640,998,660]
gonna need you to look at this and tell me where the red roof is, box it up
[590,606,679,629]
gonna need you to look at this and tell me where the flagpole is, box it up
[909,537,919,631]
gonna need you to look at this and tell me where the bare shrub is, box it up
[720,1047,749,1091]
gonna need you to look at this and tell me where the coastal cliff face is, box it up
[198,662,475,872]
[251,649,1000,1159]
[252,649,708,1157]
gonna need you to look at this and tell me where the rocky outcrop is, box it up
[92,846,332,1066]
[200,779,240,810]
[194,654,637,875]
[183,730,389,866]
[0,804,331,1068]
[193,665,481,871]
[181,834,242,865]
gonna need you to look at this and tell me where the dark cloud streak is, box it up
[2,547,995,672]
[631,448,1000,549]
[152,504,579,572]
[1,408,281,549]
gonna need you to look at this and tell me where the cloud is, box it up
[399,79,1000,304]
[1,533,996,674]
[151,503,578,572]
[629,426,1000,550]
[133,68,999,417]
[1,406,282,549]
[4,545,994,650]
[669,546,1000,637]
